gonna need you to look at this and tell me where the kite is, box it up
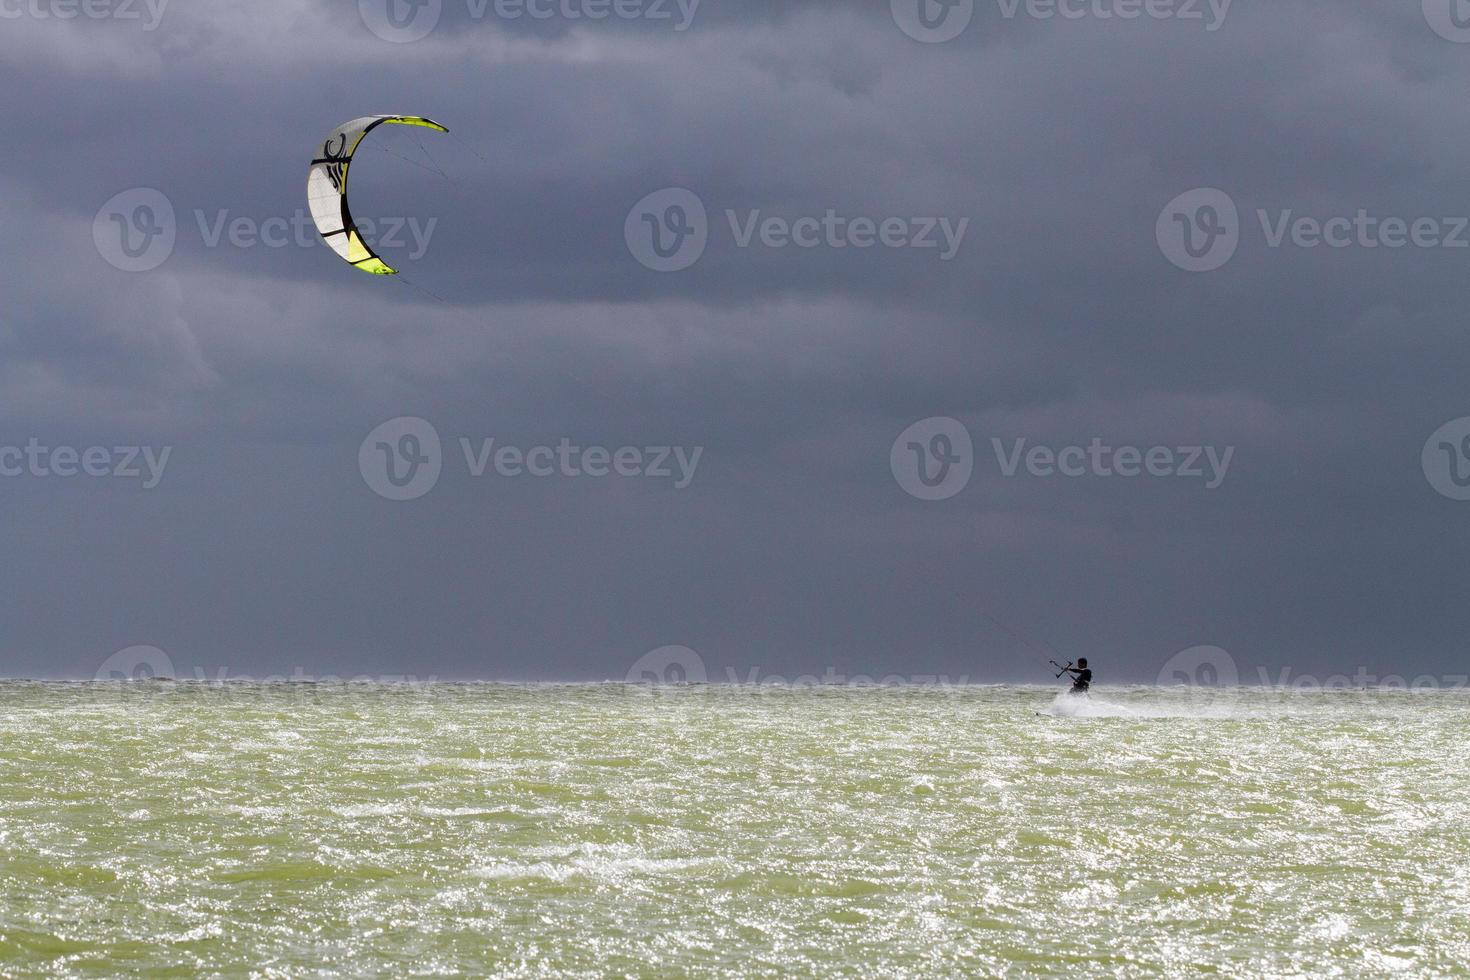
[306,115,447,275]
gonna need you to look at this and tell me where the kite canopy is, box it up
[306,115,447,275]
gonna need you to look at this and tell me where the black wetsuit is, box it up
[1070,668,1092,695]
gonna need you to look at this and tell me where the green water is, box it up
[1,683,1467,977]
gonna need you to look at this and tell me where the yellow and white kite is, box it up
[306,115,447,275]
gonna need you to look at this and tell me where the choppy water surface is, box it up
[1,683,1468,977]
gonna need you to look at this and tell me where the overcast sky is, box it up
[3,0,1470,683]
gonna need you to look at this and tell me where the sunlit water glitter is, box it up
[1,683,1467,977]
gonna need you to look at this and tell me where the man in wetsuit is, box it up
[1062,658,1092,696]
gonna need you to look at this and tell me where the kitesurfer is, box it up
[1062,658,1092,696]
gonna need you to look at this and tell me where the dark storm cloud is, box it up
[3,0,1470,683]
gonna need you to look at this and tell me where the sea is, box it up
[1,682,1467,977]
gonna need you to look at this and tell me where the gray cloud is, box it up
[3,0,1470,682]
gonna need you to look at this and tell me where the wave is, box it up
[1038,691,1250,720]
[1040,692,1139,719]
